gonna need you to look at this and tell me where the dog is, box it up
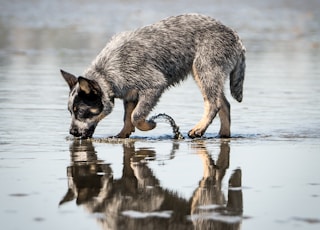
[60,13,246,139]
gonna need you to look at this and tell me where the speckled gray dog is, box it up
[61,14,246,139]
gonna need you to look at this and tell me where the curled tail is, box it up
[230,50,246,102]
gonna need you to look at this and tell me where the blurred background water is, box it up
[0,0,320,229]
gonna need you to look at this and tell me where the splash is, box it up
[149,113,184,139]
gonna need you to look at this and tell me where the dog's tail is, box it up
[230,50,246,102]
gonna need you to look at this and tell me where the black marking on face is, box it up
[67,77,106,138]
[71,89,104,121]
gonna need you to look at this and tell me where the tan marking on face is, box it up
[89,108,99,114]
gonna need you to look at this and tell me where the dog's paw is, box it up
[113,134,130,138]
[134,119,156,131]
[114,126,135,138]
[114,131,133,138]
[188,129,204,138]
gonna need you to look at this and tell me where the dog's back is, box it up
[85,14,245,97]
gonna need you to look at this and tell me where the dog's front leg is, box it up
[115,100,137,138]
[131,90,161,132]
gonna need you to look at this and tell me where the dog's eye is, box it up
[82,110,92,119]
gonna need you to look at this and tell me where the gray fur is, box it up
[61,14,246,138]
[230,52,246,102]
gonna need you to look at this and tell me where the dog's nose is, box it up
[70,128,81,137]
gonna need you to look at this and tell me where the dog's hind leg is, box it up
[116,100,137,138]
[218,93,231,138]
[188,61,225,138]
[188,97,219,138]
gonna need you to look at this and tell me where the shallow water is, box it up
[1,0,320,229]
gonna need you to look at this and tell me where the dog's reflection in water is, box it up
[60,139,242,229]
[190,142,242,228]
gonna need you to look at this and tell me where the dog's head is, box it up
[60,70,112,139]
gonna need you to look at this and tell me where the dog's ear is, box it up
[60,69,77,90]
[78,77,101,96]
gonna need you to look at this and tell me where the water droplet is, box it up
[149,113,184,139]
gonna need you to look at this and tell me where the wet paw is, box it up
[114,133,131,138]
[134,119,156,131]
[114,125,135,138]
[146,119,157,129]
[188,129,204,138]
[219,130,231,138]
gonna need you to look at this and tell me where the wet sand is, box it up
[0,0,320,229]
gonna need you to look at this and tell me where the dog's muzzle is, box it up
[70,126,95,139]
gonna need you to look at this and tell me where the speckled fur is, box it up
[61,14,246,138]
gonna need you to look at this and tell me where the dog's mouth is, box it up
[72,132,93,139]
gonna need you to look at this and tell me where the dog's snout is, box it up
[69,125,94,139]
[70,128,81,137]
